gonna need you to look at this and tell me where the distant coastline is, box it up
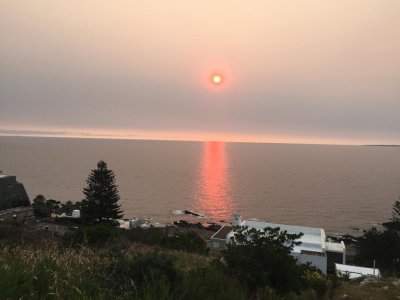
[364,144,400,147]
[0,133,385,147]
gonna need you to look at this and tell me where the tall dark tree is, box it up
[356,227,400,272]
[81,160,122,223]
[392,198,400,223]
[356,199,400,275]
[383,198,400,231]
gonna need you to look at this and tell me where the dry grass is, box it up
[2,231,400,300]
[0,240,109,271]
[331,278,400,300]
[121,243,212,272]
[168,249,212,271]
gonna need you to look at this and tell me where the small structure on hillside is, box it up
[58,210,81,219]
[118,218,161,230]
[210,226,233,250]
[54,209,81,219]
[119,218,140,229]
[211,215,346,274]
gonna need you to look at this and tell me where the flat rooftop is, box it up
[228,220,326,253]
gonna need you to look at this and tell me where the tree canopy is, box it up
[356,199,400,275]
[392,198,400,223]
[32,194,61,218]
[32,195,81,218]
[81,160,122,223]
[224,226,308,293]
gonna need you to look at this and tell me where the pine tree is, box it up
[81,160,122,223]
[392,198,400,223]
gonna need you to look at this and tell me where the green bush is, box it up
[161,232,208,255]
[139,278,177,300]
[126,227,167,245]
[63,224,121,246]
[300,266,329,298]
[32,195,62,218]
[106,251,183,298]
[180,261,244,300]
[126,229,208,255]
[0,257,33,299]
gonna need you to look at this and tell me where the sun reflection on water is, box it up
[193,141,233,221]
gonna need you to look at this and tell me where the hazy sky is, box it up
[1,1,399,144]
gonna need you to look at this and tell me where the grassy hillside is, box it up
[1,223,400,299]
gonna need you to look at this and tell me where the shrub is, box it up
[161,232,208,255]
[300,266,329,298]
[180,261,244,300]
[126,227,167,245]
[0,257,33,299]
[355,227,400,274]
[106,251,183,297]
[32,195,61,218]
[63,224,121,246]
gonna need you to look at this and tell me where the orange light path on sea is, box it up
[193,141,233,221]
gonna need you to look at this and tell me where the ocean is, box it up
[1,136,399,235]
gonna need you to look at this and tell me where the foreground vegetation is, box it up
[1,223,399,300]
[2,161,399,299]
[354,198,400,277]
[0,223,321,300]
[4,196,400,299]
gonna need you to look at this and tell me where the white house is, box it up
[211,215,346,274]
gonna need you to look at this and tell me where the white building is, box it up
[335,263,380,279]
[211,215,346,274]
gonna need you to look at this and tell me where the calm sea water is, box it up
[1,136,399,234]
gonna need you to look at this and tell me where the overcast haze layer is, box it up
[1,1,399,144]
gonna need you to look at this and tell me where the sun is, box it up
[212,74,223,85]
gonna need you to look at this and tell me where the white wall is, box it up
[292,253,327,275]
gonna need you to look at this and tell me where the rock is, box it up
[341,294,349,299]
[360,277,377,286]
[393,279,400,287]
[183,210,205,217]
[173,220,190,228]
[382,286,389,290]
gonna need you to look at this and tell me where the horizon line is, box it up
[0,132,371,147]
